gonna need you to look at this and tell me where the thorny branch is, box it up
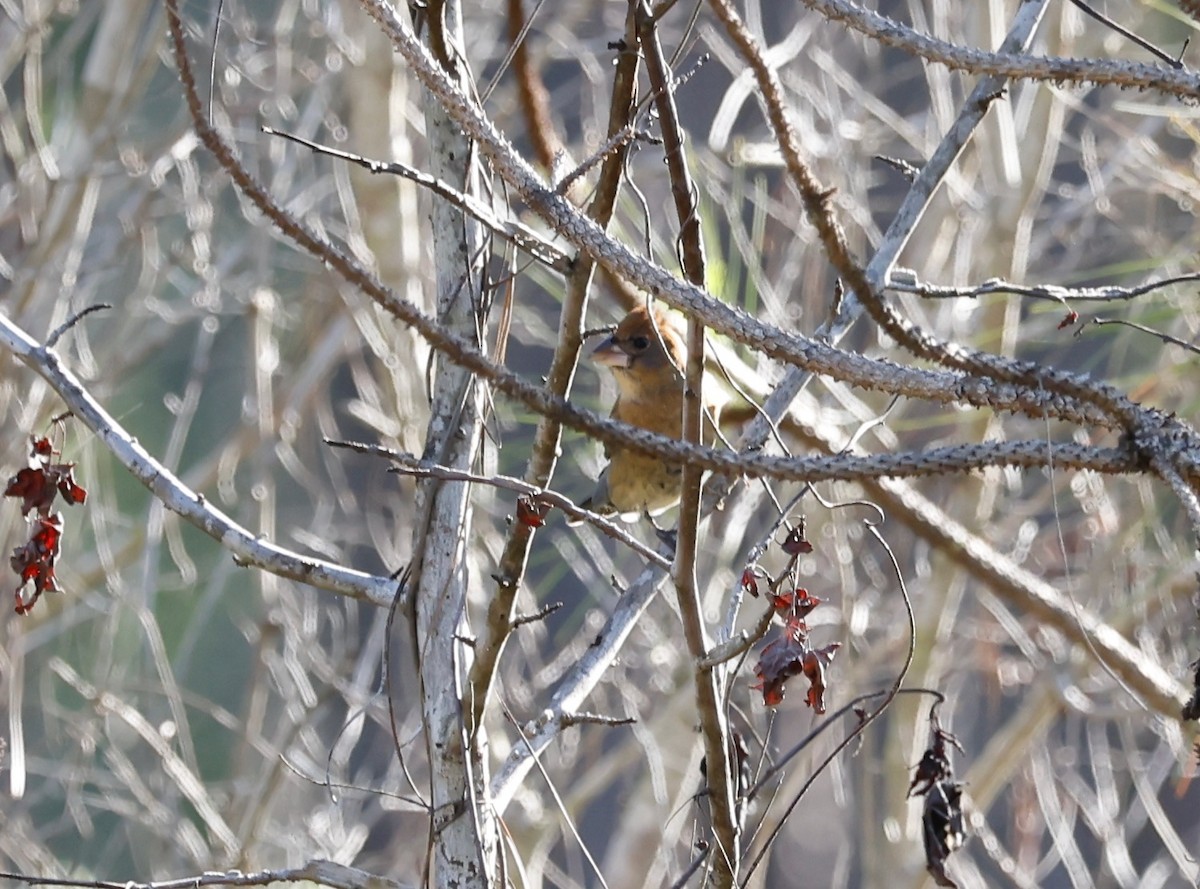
[164,0,1184,522]
[801,0,1200,100]
[156,0,1142,520]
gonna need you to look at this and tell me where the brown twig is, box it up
[639,3,740,880]
[502,0,562,172]
[45,303,111,348]
[465,0,646,737]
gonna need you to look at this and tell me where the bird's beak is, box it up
[591,336,631,368]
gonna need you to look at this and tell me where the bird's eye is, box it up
[630,335,650,350]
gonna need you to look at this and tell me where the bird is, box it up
[572,304,721,524]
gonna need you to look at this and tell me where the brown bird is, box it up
[575,305,720,523]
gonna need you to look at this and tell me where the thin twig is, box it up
[45,303,110,348]
[1088,316,1200,357]
[326,438,673,568]
[0,861,409,889]
[744,689,946,802]
[504,702,613,889]
[261,125,573,273]
[383,565,429,811]
[1064,0,1184,69]
[889,269,1200,304]
[510,601,562,627]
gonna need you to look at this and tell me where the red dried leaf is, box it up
[752,630,801,706]
[57,474,88,505]
[7,430,86,615]
[753,617,808,705]
[515,494,552,528]
[740,567,759,598]
[6,467,52,516]
[768,589,822,616]
[768,589,793,611]
[1057,310,1079,330]
[793,591,821,619]
[752,616,840,710]
[15,563,56,612]
[801,643,841,714]
[32,515,63,556]
[10,514,64,614]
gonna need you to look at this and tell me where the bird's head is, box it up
[591,306,686,383]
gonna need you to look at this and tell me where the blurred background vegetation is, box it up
[2,0,1200,886]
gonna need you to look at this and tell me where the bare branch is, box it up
[0,311,400,606]
[1064,0,1185,68]
[1089,316,1200,357]
[0,860,410,889]
[889,269,1200,305]
[44,303,111,349]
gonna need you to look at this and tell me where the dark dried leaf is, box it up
[1183,658,1200,722]
[781,525,813,555]
[908,748,946,798]
[6,467,52,516]
[922,781,965,888]
[752,617,839,710]
[752,620,806,706]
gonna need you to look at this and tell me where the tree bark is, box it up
[410,1,497,884]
